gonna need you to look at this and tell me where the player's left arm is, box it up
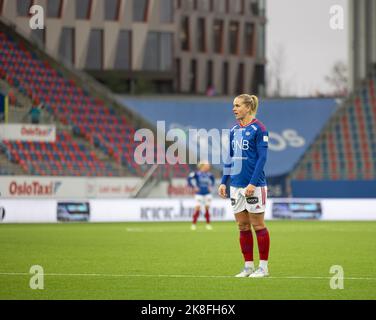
[187,172,196,188]
[245,129,268,196]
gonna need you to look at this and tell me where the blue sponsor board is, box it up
[272,201,323,220]
[57,202,90,222]
[291,180,376,198]
[119,96,338,179]
[0,93,6,122]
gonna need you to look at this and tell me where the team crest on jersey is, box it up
[245,132,251,136]
[263,136,269,142]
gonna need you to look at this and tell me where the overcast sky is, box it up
[266,0,348,96]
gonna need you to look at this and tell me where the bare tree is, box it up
[324,61,348,97]
[267,43,292,97]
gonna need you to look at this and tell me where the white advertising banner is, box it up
[90,199,234,222]
[0,176,87,198]
[0,198,375,223]
[0,199,57,223]
[0,124,56,142]
[86,177,141,198]
[0,176,142,199]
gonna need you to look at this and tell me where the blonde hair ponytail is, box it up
[236,94,259,115]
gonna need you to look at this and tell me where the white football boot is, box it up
[235,267,255,278]
[191,224,197,231]
[249,267,269,278]
[205,224,213,230]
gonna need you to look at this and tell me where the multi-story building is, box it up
[0,0,266,95]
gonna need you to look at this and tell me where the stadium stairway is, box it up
[290,69,376,182]
[0,20,190,179]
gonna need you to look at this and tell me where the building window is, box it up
[229,0,243,14]
[182,0,194,10]
[244,23,255,56]
[256,24,265,59]
[214,0,226,13]
[85,29,103,69]
[47,0,63,18]
[252,64,265,95]
[197,18,206,52]
[17,0,33,16]
[236,63,244,94]
[143,32,173,71]
[250,0,265,16]
[206,60,213,88]
[76,0,92,19]
[160,0,173,23]
[222,61,229,95]
[213,19,224,53]
[229,21,239,55]
[190,59,197,92]
[175,58,181,92]
[114,30,131,70]
[196,0,210,11]
[180,16,190,51]
[31,29,45,46]
[104,0,120,21]
[59,27,75,65]
[133,0,149,22]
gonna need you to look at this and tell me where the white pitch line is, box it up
[0,272,376,281]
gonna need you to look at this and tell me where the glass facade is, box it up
[76,0,92,19]
[143,32,173,71]
[104,0,120,21]
[85,29,103,69]
[160,0,173,23]
[197,17,206,52]
[114,30,131,70]
[133,0,148,22]
[17,0,33,16]
[47,0,62,18]
[59,27,75,64]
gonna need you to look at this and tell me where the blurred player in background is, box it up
[187,162,215,231]
[218,94,270,278]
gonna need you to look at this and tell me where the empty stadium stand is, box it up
[1,131,117,176]
[291,72,376,181]
[0,27,190,178]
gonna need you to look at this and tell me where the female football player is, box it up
[187,162,215,230]
[218,94,270,278]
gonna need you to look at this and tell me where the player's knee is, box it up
[238,222,251,231]
[194,206,201,211]
[252,222,266,231]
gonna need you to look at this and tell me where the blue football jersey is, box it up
[187,171,215,195]
[221,119,268,188]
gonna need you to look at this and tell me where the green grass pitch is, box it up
[0,220,375,300]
